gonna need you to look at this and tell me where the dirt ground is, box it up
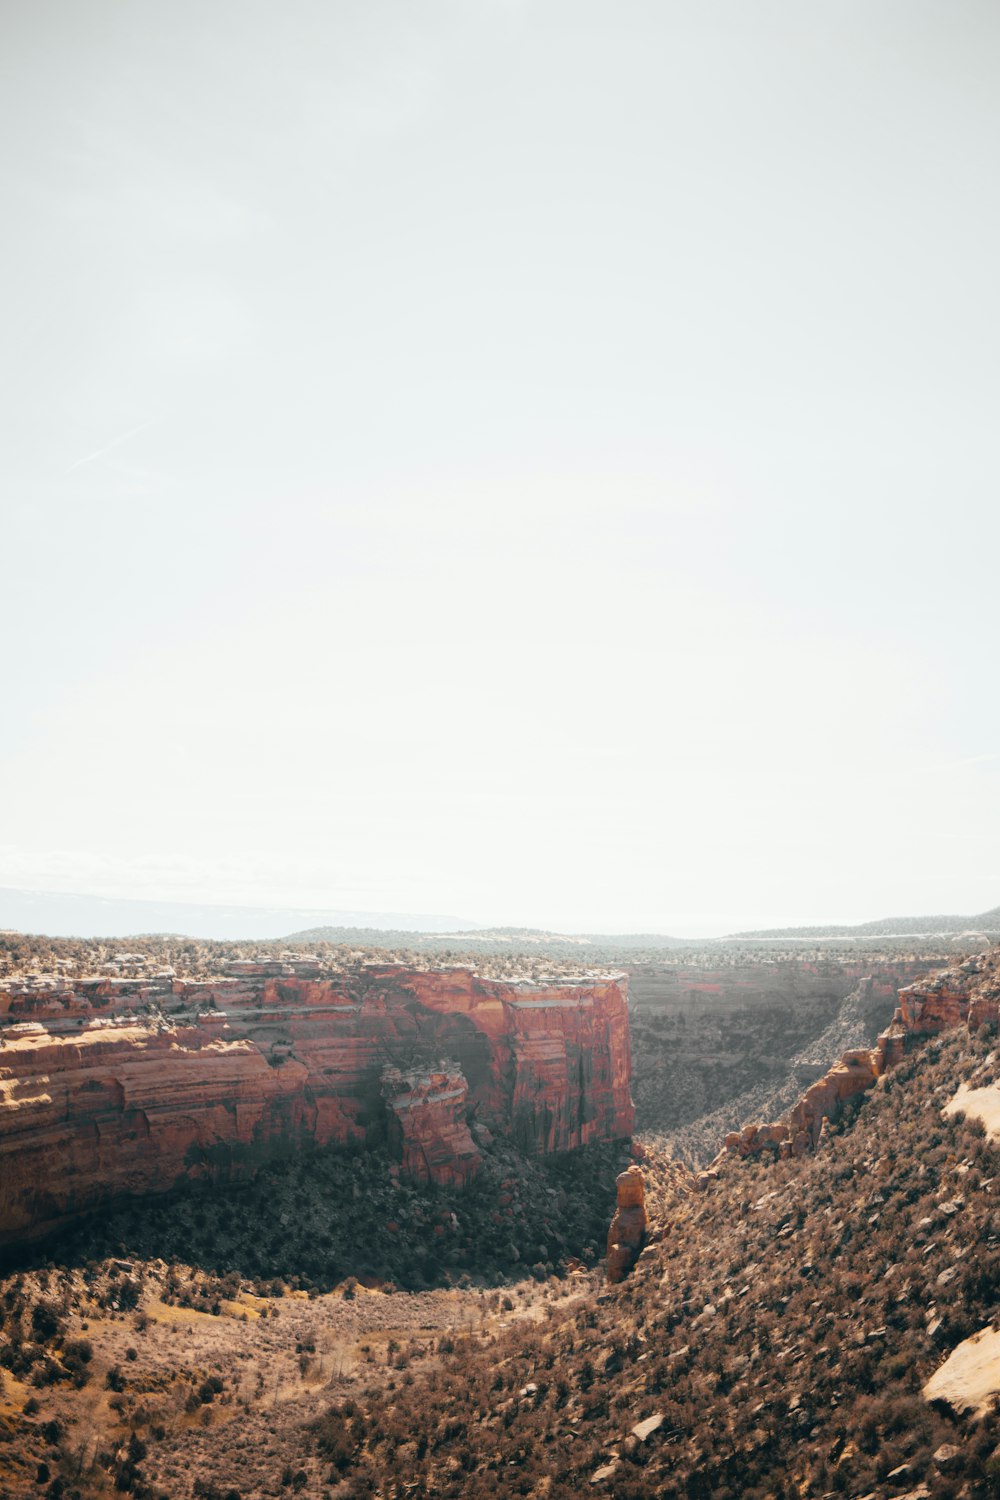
[0,1262,592,1499]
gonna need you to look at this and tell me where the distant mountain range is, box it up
[284,925,690,953]
[0,888,479,941]
[1,884,996,949]
[728,906,1000,941]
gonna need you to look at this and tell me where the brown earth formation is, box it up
[0,964,633,1248]
[381,1062,481,1188]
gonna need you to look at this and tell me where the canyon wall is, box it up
[627,958,934,1017]
[719,950,1000,1166]
[628,958,938,1151]
[0,964,633,1249]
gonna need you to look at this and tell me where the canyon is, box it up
[628,955,944,1158]
[1,933,998,1499]
[720,950,1000,1163]
[0,945,964,1251]
[0,962,633,1250]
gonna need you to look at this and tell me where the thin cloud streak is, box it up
[64,419,155,474]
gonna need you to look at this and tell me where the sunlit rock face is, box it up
[897,957,1000,1033]
[606,1165,648,1283]
[0,966,633,1248]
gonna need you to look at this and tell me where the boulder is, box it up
[631,1413,665,1442]
[933,1443,963,1474]
[923,1323,1000,1418]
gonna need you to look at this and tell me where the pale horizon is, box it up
[4,2,999,940]
[0,871,996,943]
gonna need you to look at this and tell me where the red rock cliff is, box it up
[0,965,633,1248]
[381,1063,481,1189]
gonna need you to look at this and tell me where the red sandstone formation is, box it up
[722,1038,896,1163]
[897,959,1000,1033]
[606,1165,648,1283]
[381,1064,480,1189]
[0,966,633,1248]
[721,950,999,1165]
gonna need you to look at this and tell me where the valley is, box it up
[0,933,997,1498]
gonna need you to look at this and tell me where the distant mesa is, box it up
[727,904,1000,942]
[0,886,692,949]
[284,924,687,952]
[4,882,997,954]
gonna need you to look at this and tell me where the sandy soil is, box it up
[942,1081,1000,1141]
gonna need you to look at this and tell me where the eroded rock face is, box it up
[606,1165,648,1283]
[722,1046,883,1161]
[0,966,633,1248]
[381,1063,480,1189]
[897,969,974,1033]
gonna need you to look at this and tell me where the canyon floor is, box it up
[1,934,997,1498]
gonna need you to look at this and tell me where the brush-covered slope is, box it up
[304,1017,1000,1498]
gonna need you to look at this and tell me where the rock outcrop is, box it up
[0,965,633,1248]
[923,1324,1000,1419]
[724,1047,885,1160]
[721,950,999,1164]
[606,1165,648,1282]
[381,1063,481,1188]
[897,958,1000,1033]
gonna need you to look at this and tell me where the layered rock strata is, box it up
[381,1063,481,1189]
[722,951,999,1163]
[0,965,633,1248]
[606,1165,648,1283]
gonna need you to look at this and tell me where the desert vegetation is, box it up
[0,932,968,989]
[18,1139,635,1296]
[2,933,999,1497]
[295,1025,1000,1499]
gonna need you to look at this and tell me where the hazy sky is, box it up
[2,1,999,936]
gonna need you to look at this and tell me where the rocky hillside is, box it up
[284,957,1000,1499]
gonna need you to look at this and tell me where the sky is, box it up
[2,1,999,938]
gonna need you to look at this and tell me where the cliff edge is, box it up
[0,963,634,1248]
